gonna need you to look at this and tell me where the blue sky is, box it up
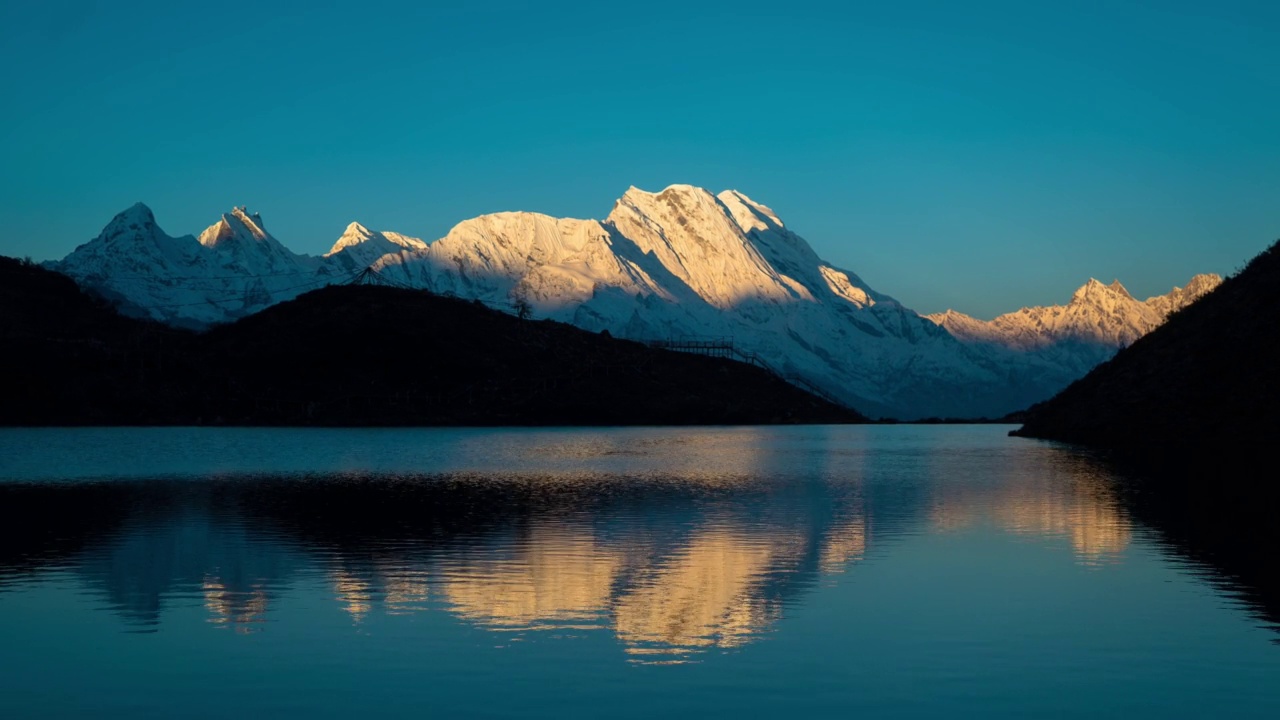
[1,0,1276,318]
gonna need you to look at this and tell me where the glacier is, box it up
[49,185,1217,420]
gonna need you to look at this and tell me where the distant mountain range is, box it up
[926,274,1220,379]
[48,186,1218,419]
[1013,237,1280,459]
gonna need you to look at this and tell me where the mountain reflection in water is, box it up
[0,425,1179,665]
[928,452,1131,564]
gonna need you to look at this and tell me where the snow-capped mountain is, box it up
[48,185,1217,419]
[359,185,1001,418]
[52,205,335,327]
[324,222,429,273]
[926,274,1221,378]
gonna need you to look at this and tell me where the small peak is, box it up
[614,185,650,210]
[1072,278,1107,302]
[660,183,704,193]
[1108,279,1133,298]
[229,205,265,229]
[619,183,714,202]
[231,207,267,235]
[1185,273,1223,291]
[656,183,715,200]
[325,221,388,256]
[199,206,271,248]
[923,310,959,326]
[618,185,651,200]
[98,202,160,240]
[1072,277,1133,304]
[107,202,157,226]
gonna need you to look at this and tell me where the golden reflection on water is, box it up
[332,570,375,623]
[819,517,868,575]
[303,508,864,663]
[202,578,269,633]
[435,520,819,662]
[443,525,621,631]
[613,527,802,659]
[383,569,432,615]
[929,454,1132,564]
[179,434,1137,659]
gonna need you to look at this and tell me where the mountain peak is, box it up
[614,184,729,220]
[230,205,264,230]
[655,183,717,203]
[84,202,167,250]
[199,207,272,249]
[1184,273,1223,293]
[617,183,717,205]
[326,222,380,256]
[103,202,157,228]
[1071,278,1102,301]
[325,221,428,259]
[122,201,154,218]
[1072,277,1132,303]
[658,182,707,193]
[609,184,731,238]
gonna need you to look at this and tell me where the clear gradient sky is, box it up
[1,0,1277,318]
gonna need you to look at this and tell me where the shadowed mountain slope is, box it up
[1,256,861,426]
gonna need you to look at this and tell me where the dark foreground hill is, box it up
[1012,238,1280,465]
[0,257,862,426]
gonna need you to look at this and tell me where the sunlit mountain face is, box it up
[2,425,1236,668]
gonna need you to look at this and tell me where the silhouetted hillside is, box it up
[1,257,203,423]
[1012,238,1280,463]
[0,256,862,426]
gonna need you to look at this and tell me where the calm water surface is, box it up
[0,425,1276,718]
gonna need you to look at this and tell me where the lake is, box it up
[0,425,1276,718]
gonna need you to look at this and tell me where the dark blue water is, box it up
[0,425,1276,718]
